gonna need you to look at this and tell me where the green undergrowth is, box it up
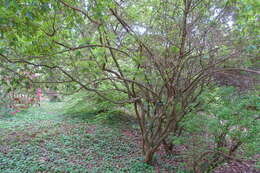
[0,101,159,173]
[63,91,136,128]
[0,102,64,130]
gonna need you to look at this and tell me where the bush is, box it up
[174,87,260,172]
[0,92,13,117]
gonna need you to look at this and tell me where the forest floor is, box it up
[0,101,258,173]
[0,101,177,173]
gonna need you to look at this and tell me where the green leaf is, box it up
[25,11,34,20]
[171,46,179,53]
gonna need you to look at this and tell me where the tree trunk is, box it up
[162,139,173,154]
[144,149,156,164]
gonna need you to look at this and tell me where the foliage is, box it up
[0,0,259,166]
[0,91,12,117]
[0,73,13,116]
[64,88,129,124]
[178,87,260,172]
[1,93,259,172]
[0,101,170,172]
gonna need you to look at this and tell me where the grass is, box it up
[0,101,181,173]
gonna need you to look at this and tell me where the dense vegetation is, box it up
[0,0,259,172]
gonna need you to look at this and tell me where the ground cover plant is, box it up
[0,93,259,172]
[0,101,151,172]
[0,101,187,172]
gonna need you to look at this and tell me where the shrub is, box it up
[174,87,259,172]
[0,92,13,117]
